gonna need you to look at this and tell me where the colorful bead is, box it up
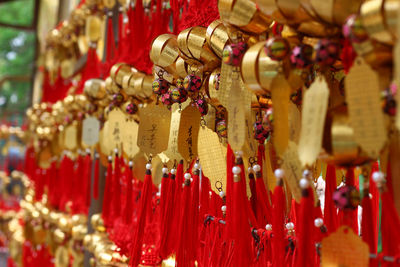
[290,44,313,69]
[125,102,138,115]
[152,78,169,95]
[343,15,369,44]
[314,39,340,66]
[265,37,290,61]
[171,86,188,104]
[161,92,173,106]
[195,97,208,115]
[183,74,202,93]
[112,93,124,106]
[222,42,247,66]
[216,120,227,138]
[333,186,360,210]
[254,120,270,143]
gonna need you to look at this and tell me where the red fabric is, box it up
[324,165,339,233]
[362,192,377,267]
[340,38,357,74]
[102,159,113,226]
[381,164,400,267]
[129,171,154,266]
[123,164,133,224]
[178,0,220,31]
[112,154,122,219]
[41,69,71,103]
[158,172,171,259]
[175,176,194,266]
[93,155,100,199]
[76,47,101,94]
[272,182,285,267]
[341,168,358,233]
[294,188,315,267]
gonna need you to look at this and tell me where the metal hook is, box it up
[215,181,223,192]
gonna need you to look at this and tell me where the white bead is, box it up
[372,171,384,183]
[302,169,311,177]
[129,161,133,167]
[253,164,261,172]
[114,148,118,154]
[156,192,161,197]
[86,148,91,154]
[146,163,152,170]
[108,155,112,161]
[274,169,284,179]
[95,153,99,159]
[235,151,243,157]
[232,166,241,174]
[184,173,191,180]
[248,167,253,173]
[286,222,294,230]
[299,178,309,189]
[194,163,200,169]
[314,218,324,228]
[219,191,225,198]
[265,224,272,231]
[190,178,193,182]
[209,191,212,196]
[171,169,176,175]
[162,167,168,174]
[221,205,227,212]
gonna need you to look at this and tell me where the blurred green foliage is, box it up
[0,0,35,124]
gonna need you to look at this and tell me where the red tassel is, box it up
[369,162,380,248]
[83,151,92,211]
[190,167,200,260]
[123,162,134,224]
[340,38,357,74]
[227,157,253,267]
[225,145,235,239]
[272,178,285,267]
[77,46,101,93]
[324,165,339,233]
[158,169,171,258]
[361,189,377,267]
[341,168,358,233]
[129,166,154,266]
[102,157,113,226]
[175,173,194,267]
[112,153,122,219]
[380,164,400,266]
[106,14,116,62]
[93,154,100,200]
[294,187,315,266]
[162,168,178,259]
[249,172,257,215]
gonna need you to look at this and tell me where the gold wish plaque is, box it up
[298,77,330,167]
[164,102,189,161]
[281,141,303,202]
[82,116,100,147]
[345,57,387,158]
[321,226,369,267]
[100,121,112,156]
[178,105,201,162]
[122,118,140,159]
[271,74,290,157]
[227,74,246,152]
[108,108,125,151]
[198,126,227,193]
[137,104,171,156]
[64,122,78,151]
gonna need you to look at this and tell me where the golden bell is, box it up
[241,41,280,95]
